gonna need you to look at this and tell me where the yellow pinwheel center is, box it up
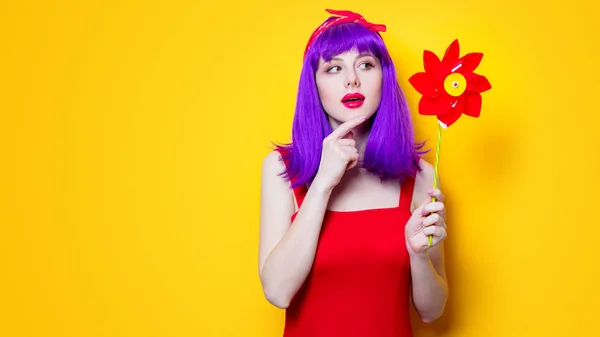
[443,73,467,97]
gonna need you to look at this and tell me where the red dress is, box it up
[277,150,416,337]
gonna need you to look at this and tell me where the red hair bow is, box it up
[304,9,387,58]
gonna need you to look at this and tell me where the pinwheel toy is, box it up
[408,39,491,246]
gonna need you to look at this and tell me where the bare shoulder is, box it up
[411,158,439,212]
[262,150,285,174]
[261,149,297,209]
[416,157,436,184]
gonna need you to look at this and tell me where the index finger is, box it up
[327,116,368,140]
[428,189,444,201]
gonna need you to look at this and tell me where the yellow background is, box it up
[0,0,598,336]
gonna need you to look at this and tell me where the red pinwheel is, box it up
[408,39,491,247]
[409,39,491,128]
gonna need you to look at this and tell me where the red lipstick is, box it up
[341,92,365,108]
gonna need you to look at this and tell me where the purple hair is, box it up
[273,19,429,188]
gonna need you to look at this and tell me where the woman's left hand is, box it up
[405,189,447,256]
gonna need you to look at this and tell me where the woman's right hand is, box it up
[314,115,368,190]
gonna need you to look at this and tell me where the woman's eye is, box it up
[359,62,374,69]
[326,65,341,73]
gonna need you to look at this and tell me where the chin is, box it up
[354,111,374,121]
[327,109,374,125]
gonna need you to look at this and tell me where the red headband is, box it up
[304,9,387,58]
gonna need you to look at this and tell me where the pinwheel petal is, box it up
[464,92,482,117]
[419,96,446,116]
[409,72,438,97]
[443,39,460,67]
[423,50,442,75]
[458,52,484,74]
[438,99,463,127]
[466,74,492,93]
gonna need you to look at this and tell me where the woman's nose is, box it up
[345,72,360,88]
[346,80,358,87]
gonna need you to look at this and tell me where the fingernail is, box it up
[428,189,434,194]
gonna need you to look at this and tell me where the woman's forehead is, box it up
[320,49,376,62]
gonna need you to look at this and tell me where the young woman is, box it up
[258,9,448,336]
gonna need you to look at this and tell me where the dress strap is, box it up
[399,175,415,210]
[274,149,307,209]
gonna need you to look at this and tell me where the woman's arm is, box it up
[409,160,448,322]
[258,116,366,309]
[258,151,333,309]
[410,242,448,322]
